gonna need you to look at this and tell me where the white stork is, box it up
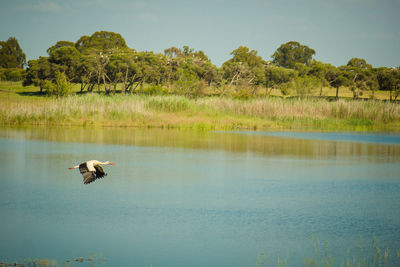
[68,160,116,184]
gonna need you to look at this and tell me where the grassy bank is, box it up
[1,82,399,131]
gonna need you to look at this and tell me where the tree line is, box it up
[1,31,399,100]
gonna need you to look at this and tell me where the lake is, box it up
[0,127,399,266]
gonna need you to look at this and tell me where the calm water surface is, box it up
[0,127,399,266]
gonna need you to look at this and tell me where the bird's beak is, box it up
[109,162,116,165]
[68,167,74,170]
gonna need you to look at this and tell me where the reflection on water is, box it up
[0,127,399,266]
[1,127,399,161]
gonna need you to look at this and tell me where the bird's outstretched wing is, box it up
[79,163,97,184]
[82,171,97,184]
[94,165,107,179]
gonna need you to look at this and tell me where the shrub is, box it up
[44,71,72,97]
[138,85,168,95]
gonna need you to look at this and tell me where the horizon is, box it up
[0,0,399,68]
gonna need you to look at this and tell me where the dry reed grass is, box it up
[1,94,399,131]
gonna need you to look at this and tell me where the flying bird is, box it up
[68,160,116,184]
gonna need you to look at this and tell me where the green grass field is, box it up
[1,81,399,132]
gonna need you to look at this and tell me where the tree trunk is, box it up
[335,86,339,100]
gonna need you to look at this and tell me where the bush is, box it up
[44,71,72,97]
[138,85,168,95]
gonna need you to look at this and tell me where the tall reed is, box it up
[1,94,399,130]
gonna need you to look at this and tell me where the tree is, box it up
[222,46,265,88]
[347,58,372,69]
[272,41,315,69]
[47,41,75,55]
[48,45,82,82]
[0,37,26,68]
[325,66,350,100]
[75,31,128,53]
[265,65,298,95]
[23,57,58,92]
[376,67,400,101]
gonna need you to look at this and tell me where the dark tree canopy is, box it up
[272,41,315,69]
[0,37,26,68]
[47,41,75,55]
[347,58,372,69]
[75,31,128,53]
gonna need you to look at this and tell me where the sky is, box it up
[0,0,399,67]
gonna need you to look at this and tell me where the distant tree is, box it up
[326,66,350,100]
[164,46,219,88]
[265,65,298,95]
[48,45,82,82]
[272,41,315,69]
[290,75,323,98]
[47,41,75,55]
[0,37,26,68]
[347,58,372,69]
[75,31,128,53]
[376,67,400,101]
[340,59,379,99]
[222,46,265,88]
[23,57,58,92]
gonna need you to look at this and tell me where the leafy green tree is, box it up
[48,45,82,82]
[325,66,350,100]
[376,67,400,101]
[222,46,265,88]
[289,75,323,98]
[164,46,219,88]
[175,68,200,97]
[75,31,128,53]
[265,65,298,95]
[272,41,315,69]
[23,57,58,92]
[47,41,75,55]
[347,58,372,69]
[0,37,26,68]
[341,59,377,99]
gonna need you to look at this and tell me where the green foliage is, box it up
[75,31,128,53]
[46,40,75,55]
[376,67,400,101]
[138,85,168,95]
[265,65,298,91]
[44,71,72,97]
[174,68,200,97]
[272,41,315,69]
[289,75,323,98]
[0,67,25,81]
[222,46,265,87]
[0,37,26,68]
[347,58,372,69]
[14,31,400,101]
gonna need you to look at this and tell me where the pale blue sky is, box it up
[0,0,399,67]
